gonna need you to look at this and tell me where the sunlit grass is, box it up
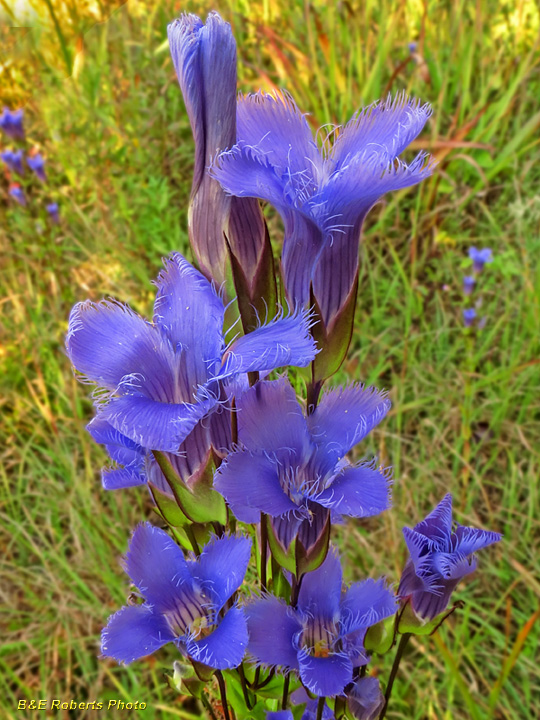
[1,1,539,718]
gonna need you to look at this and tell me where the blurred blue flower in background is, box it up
[46,202,60,224]
[462,275,475,296]
[8,184,26,206]
[462,308,476,327]
[1,149,24,175]
[27,153,47,182]
[0,107,25,140]
[468,246,493,273]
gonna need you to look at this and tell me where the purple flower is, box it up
[46,202,60,223]
[101,524,251,669]
[168,13,265,287]
[8,184,26,206]
[211,91,433,329]
[462,275,475,296]
[346,677,384,720]
[246,551,397,696]
[267,713,294,720]
[290,689,335,719]
[463,308,476,327]
[27,153,46,181]
[0,107,25,140]
[66,253,317,456]
[398,494,501,620]
[0,149,24,175]
[214,378,392,557]
[468,246,493,273]
[408,41,418,53]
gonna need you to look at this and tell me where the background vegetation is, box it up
[1,0,539,718]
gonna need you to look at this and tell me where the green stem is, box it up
[281,672,290,710]
[260,513,268,592]
[237,665,254,709]
[184,524,201,556]
[200,694,218,720]
[379,633,411,720]
[215,671,231,720]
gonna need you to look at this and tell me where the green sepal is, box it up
[266,514,297,574]
[334,695,347,720]
[168,660,205,698]
[397,600,461,635]
[150,484,190,528]
[311,272,358,383]
[226,220,277,333]
[295,511,331,576]
[364,614,396,655]
[190,659,215,682]
[153,451,227,525]
[222,670,268,720]
[270,559,291,603]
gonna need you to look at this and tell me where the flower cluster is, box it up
[462,246,493,328]
[65,11,501,720]
[1,106,59,221]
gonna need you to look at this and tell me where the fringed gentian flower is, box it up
[8,184,26,206]
[46,202,60,223]
[27,153,46,181]
[0,107,25,140]
[462,275,475,296]
[215,378,391,559]
[211,91,433,329]
[168,13,265,288]
[66,253,317,455]
[0,149,24,175]
[468,246,493,273]
[246,551,397,696]
[346,677,385,720]
[462,308,476,327]
[102,524,251,669]
[398,494,501,620]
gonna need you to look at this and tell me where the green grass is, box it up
[1,0,539,718]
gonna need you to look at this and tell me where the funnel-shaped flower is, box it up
[66,253,317,455]
[212,91,433,328]
[398,494,501,620]
[27,153,46,181]
[468,246,493,273]
[246,551,396,696]
[1,149,24,175]
[168,13,266,287]
[0,107,25,140]
[102,524,251,669]
[346,677,384,720]
[46,202,60,223]
[9,184,26,206]
[215,378,391,556]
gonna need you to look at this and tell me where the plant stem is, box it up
[200,693,218,720]
[316,697,326,720]
[215,671,231,720]
[184,523,201,556]
[237,664,254,709]
[281,672,290,710]
[379,633,411,720]
[260,513,268,592]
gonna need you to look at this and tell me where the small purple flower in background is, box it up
[101,524,251,668]
[66,253,317,456]
[266,713,294,720]
[398,494,501,621]
[468,246,493,273]
[408,41,418,53]
[346,676,385,720]
[0,107,25,140]
[0,149,24,175]
[8,184,26,206]
[463,308,476,327]
[463,275,475,296]
[246,551,397,696]
[27,153,46,182]
[46,202,60,224]
[211,91,433,329]
[215,378,391,558]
